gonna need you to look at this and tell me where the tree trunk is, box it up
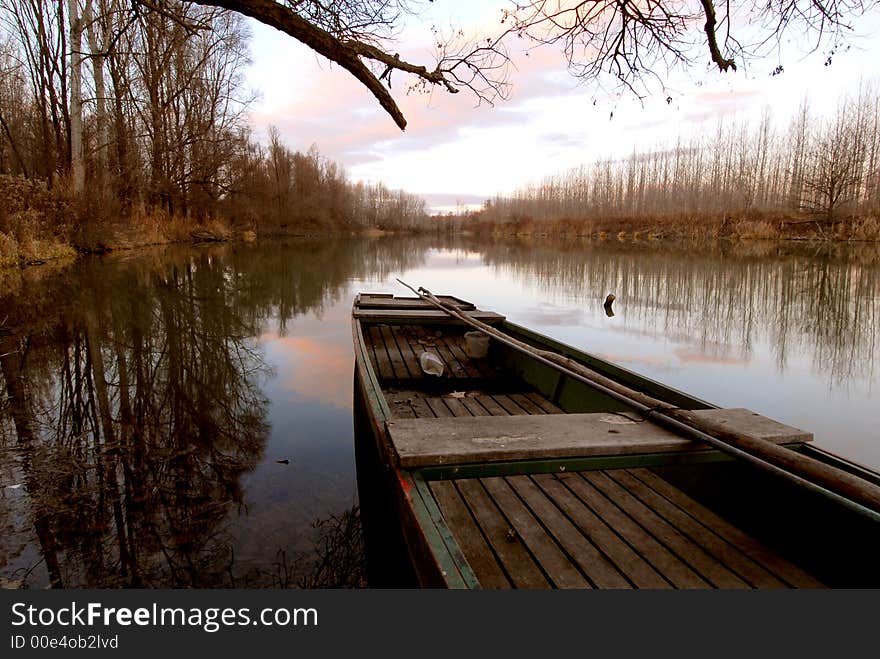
[85,0,108,196]
[68,0,84,193]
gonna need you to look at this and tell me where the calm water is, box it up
[1,237,877,587]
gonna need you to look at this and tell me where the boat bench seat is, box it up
[386,408,812,468]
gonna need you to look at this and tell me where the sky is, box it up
[243,2,880,213]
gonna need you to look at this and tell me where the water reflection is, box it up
[0,239,426,588]
[1,252,271,588]
[1,236,878,588]
[475,240,878,386]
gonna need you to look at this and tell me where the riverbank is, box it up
[4,207,880,276]
[0,214,412,271]
[0,216,240,269]
[0,174,420,271]
[439,211,880,243]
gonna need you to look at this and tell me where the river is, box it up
[1,236,877,587]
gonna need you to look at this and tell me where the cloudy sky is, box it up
[243,2,880,212]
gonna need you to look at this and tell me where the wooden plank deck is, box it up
[428,468,824,589]
[366,324,503,383]
[384,390,562,423]
[358,294,475,310]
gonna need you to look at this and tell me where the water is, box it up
[1,236,877,588]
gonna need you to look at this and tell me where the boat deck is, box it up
[365,322,564,417]
[428,468,823,589]
[364,322,503,383]
[360,313,823,589]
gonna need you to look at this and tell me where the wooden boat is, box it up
[352,292,880,588]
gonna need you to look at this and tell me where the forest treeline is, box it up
[461,85,880,239]
[2,0,877,268]
[0,0,426,266]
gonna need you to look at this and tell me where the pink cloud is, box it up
[680,87,769,123]
[248,32,578,174]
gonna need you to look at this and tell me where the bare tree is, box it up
[803,101,864,220]
[2,0,71,186]
[475,86,880,228]
[68,0,84,193]
[0,36,32,178]
[83,0,111,197]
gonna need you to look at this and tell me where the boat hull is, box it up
[352,294,880,588]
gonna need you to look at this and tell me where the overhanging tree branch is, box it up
[171,0,509,130]
[182,0,410,128]
[505,0,874,98]
[699,0,736,71]
[131,0,873,128]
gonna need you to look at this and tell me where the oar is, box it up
[396,278,880,521]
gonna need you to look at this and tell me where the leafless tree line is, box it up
[1,0,876,240]
[0,1,250,212]
[479,84,880,225]
[0,0,426,239]
[224,128,427,230]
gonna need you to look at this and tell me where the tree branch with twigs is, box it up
[94,0,880,129]
[503,0,875,96]
[173,0,511,129]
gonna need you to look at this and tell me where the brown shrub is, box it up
[734,220,780,240]
[0,231,18,268]
[0,175,78,262]
[850,216,880,241]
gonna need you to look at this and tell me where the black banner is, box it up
[1,590,877,656]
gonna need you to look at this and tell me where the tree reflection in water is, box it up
[475,239,879,386]
[258,506,366,589]
[1,253,269,587]
[2,236,878,588]
[0,238,426,588]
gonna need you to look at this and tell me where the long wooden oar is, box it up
[396,279,880,520]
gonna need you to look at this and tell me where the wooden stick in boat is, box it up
[395,279,880,519]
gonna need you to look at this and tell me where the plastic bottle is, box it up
[419,351,445,376]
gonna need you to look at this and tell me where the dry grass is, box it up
[460,209,880,243]
[0,265,21,293]
[0,175,77,266]
[0,213,76,267]
[733,220,780,240]
[0,231,17,268]
[114,207,169,248]
[0,188,242,270]
[94,208,234,251]
[850,216,880,241]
